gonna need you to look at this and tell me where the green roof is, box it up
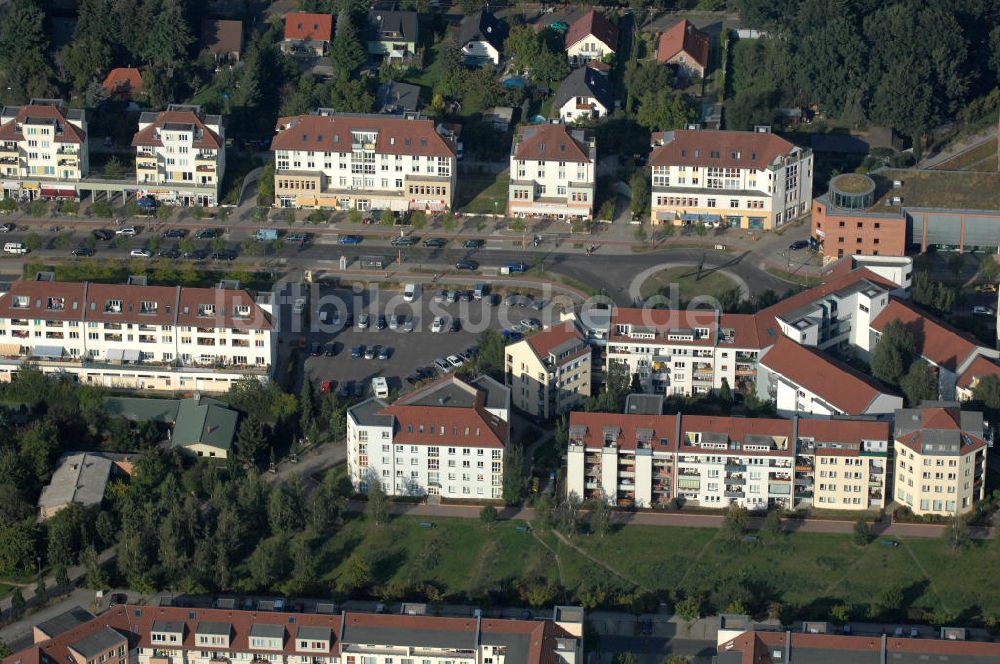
[104,396,181,422]
[172,397,238,451]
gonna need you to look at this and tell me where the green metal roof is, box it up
[104,396,181,422]
[172,397,238,451]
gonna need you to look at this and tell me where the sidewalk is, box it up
[0,547,116,622]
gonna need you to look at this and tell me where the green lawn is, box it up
[248,513,1000,621]
[457,174,510,215]
[639,265,740,301]
[934,140,999,172]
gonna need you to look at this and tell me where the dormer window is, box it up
[140,300,158,314]
[198,304,216,317]
[105,299,122,313]
[233,304,251,318]
[11,295,29,308]
[46,297,64,310]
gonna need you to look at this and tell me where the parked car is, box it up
[423,238,447,247]
[211,250,237,261]
[401,317,414,333]
[389,314,401,330]
[450,319,462,332]
[455,259,479,270]
[376,315,387,330]
[337,381,353,398]
[446,290,458,303]
[520,318,542,331]
[0,223,14,233]
[162,228,187,238]
[357,313,371,329]
[323,342,337,356]
[364,346,377,360]
[338,234,363,245]
[463,239,484,248]
[93,229,114,240]
[129,248,152,258]
[116,226,138,236]
[973,305,995,316]
[286,233,312,243]
[377,346,391,360]
[434,358,452,372]
[505,261,529,273]
[194,228,220,239]
[351,345,365,358]
[391,236,418,246]
[446,354,464,368]
[433,290,448,303]
[788,239,810,250]
[431,316,446,333]
[158,248,181,259]
[321,380,337,393]
[309,342,322,356]
[71,247,94,257]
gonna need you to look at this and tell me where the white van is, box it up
[3,243,27,255]
[403,283,418,303]
[372,376,389,399]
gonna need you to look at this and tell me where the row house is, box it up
[508,124,596,220]
[8,605,585,664]
[271,110,456,213]
[0,99,88,201]
[132,104,225,207]
[893,402,989,516]
[505,321,592,419]
[347,375,510,499]
[605,307,761,396]
[565,410,890,512]
[0,274,274,393]
[648,127,813,230]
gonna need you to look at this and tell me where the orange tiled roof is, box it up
[657,19,708,67]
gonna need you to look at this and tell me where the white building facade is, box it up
[271,111,456,212]
[508,124,596,220]
[0,99,89,201]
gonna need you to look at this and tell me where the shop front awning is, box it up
[32,345,64,359]
[106,348,141,362]
[0,343,21,356]
[40,188,76,198]
[680,213,721,223]
[655,210,677,221]
[677,477,700,490]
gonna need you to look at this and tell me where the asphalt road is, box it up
[0,222,791,306]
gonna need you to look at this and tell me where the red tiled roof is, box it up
[922,406,961,430]
[0,103,85,144]
[565,10,618,52]
[568,411,678,452]
[870,298,981,371]
[271,114,455,158]
[657,19,709,67]
[526,321,587,359]
[513,124,591,163]
[648,128,799,170]
[958,354,1000,390]
[759,335,892,415]
[609,307,718,346]
[798,418,891,447]
[102,68,143,98]
[132,110,222,150]
[283,12,333,42]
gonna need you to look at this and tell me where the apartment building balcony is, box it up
[11,330,28,339]
[195,152,217,162]
[768,483,792,496]
[735,363,755,375]
[585,480,600,490]
[678,467,699,477]
[726,475,746,485]
[724,489,745,498]
[724,462,747,472]
[136,148,156,156]
[138,335,157,344]
[0,157,19,166]
[870,464,885,474]
[795,459,812,472]
[196,338,217,346]
[196,164,216,173]
[57,158,78,167]
[769,472,791,481]
[869,474,882,486]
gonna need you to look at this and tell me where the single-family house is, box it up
[552,65,612,122]
[102,68,143,101]
[282,12,334,57]
[564,10,618,66]
[657,19,709,78]
[457,10,506,66]
[377,81,422,114]
[201,19,244,63]
[366,10,419,59]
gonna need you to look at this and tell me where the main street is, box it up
[0,214,801,305]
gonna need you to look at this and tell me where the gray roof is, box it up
[456,10,506,51]
[402,377,481,409]
[341,624,475,650]
[38,453,113,511]
[377,81,422,114]
[367,10,418,43]
[196,621,231,636]
[69,628,126,658]
[172,396,239,452]
[152,620,185,633]
[296,625,332,641]
[104,396,181,422]
[348,398,393,427]
[35,607,95,638]
[625,393,664,415]
[470,374,510,411]
[480,632,533,663]
[249,624,285,639]
[553,67,613,113]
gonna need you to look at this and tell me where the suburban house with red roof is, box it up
[101,68,143,101]
[508,124,596,220]
[347,375,510,499]
[564,10,619,66]
[132,104,225,206]
[4,604,585,664]
[281,12,333,57]
[648,127,813,229]
[271,110,456,212]
[0,272,274,392]
[656,19,709,78]
[757,335,904,418]
[565,410,890,511]
[893,401,989,516]
[505,321,591,418]
[0,99,88,201]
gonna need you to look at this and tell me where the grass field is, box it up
[251,513,1000,622]
[457,174,510,215]
[639,266,740,301]
[933,140,999,172]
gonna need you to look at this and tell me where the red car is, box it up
[321,380,336,393]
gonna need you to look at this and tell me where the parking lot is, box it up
[283,283,567,399]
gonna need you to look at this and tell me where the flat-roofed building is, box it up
[271,110,456,212]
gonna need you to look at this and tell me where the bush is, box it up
[58,200,80,215]
[306,210,328,224]
[852,517,872,546]
[0,198,17,214]
[156,205,175,220]
[29,200,49,217]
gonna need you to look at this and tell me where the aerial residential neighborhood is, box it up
[0,0,998,662]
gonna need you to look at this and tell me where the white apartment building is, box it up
[648,127,813,230]
[508,124,596,220]
[347,375,510,499]
[0,274,274,393]
[606,308,762,397]
[565,411,890,511]
[505,321,592,419]
[271,110,456,212]
[14,604,584,664]
[132,104,225,207]
[0,99,88,201]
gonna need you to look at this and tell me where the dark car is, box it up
[463,239,485,249]
[351,345,364,358]
[376,315,387,330]
[162,228,188,238]
[186,249,209,260]
[158,248,182,259]
[505,261,529,273]
[406,374,420,386]
[309,342,323,356]
[195,228,221,239]
[455,260,479,270]
[71,247,94,257]
[211,250,237,261]
[352,381,365,398]
[344,312,354,328]
[377,346,391,360]
[93,229,114,241]
[423,238,447,247]
[338,234,363,245]
[788,239,810,250]
[391,236,418,247]
[450,319,462,332]
[416,366,436,380]
[337,381,353,398]
[323,342,337,356]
